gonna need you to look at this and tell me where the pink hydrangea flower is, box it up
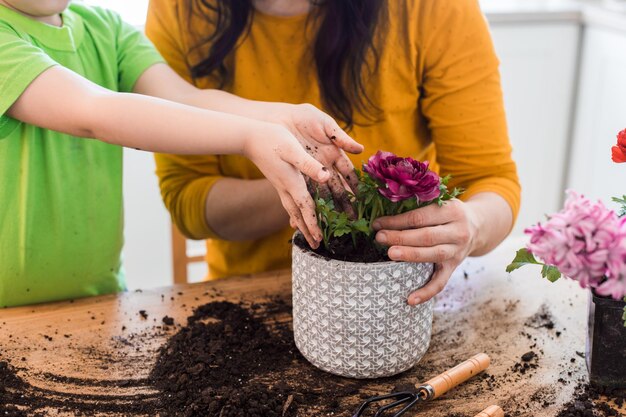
[595,216,626,299]
[525,191,626,298]
[363,151,441,203]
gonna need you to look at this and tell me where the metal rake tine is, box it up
[352,392,414,417]
[372,395,415,417]
[386,397,421,417]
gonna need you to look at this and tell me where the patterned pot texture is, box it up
[292,240,435,379]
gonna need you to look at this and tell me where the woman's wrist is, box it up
[205,177,290,241]
[464,193,513,256]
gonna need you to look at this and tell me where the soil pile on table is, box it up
[149,299,363,416]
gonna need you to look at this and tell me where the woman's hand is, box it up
[242,123,340,249]
[262,103,364,216]
[373,199,480,306]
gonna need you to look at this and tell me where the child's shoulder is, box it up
[67,2,124,30]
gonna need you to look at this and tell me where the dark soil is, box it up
[0,361,29,417]
[149,299,363,417]
[294,233,388,263]
[556,384,626,417]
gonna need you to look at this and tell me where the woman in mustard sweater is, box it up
[146,0,521,305]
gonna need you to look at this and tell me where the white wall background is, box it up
[567,26,626,202]
[490,22,581,232]
[79,0,626,289]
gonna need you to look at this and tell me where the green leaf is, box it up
[612,195,626,205]
[541,264,562,282]
[332,225,351,237]
[612,195,626,217]
[351,218,370,233]
[505,248,541,272]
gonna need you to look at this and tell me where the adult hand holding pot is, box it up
[373,192,513,306]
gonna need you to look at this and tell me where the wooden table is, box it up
[0,238,623,416]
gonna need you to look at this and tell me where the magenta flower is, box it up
[524,191,626,298]
[363,151,441,203]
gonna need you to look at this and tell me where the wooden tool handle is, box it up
[474,405,504,417]
[423,353,490,399]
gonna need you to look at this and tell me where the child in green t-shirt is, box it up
[0,0,362,307]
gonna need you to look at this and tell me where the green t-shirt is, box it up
[0,4,163,307]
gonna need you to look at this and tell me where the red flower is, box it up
[611,128,626,163]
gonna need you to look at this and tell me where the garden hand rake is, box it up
[352,353,491,417]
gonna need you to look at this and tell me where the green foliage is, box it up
[506,248,541,272]
[541,264,562,283]
[506,248,562,282]
[314,169,462,251]
[437,175,463,207]
[612,195,626,217]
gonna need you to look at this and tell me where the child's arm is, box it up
[7,65,328,247]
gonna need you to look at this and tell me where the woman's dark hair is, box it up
[188,0,386,129]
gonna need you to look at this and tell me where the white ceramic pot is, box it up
[292,241,434,379]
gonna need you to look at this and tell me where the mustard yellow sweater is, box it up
[146,0,521,280]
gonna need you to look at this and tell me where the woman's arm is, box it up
[374,0,520,305]
[204,179,288,241]
[7,65,332,246]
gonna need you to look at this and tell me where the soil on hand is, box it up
[294,233,388,263]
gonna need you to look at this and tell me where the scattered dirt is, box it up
[526,305,556,330]
[1,297,624,417]
[0,361,30,417]
[556,384,626,417]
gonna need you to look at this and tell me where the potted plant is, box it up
[292,151,461,379]
[506,128,626,388]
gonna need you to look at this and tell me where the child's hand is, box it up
[243,123,339,248]
[261,103,364,217]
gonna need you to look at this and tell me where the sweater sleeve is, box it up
[155,153,224,240]
[146,0,223,239]
[417,0,521,221]
[145,0,193,82]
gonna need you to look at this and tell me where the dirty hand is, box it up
[372,199,479,305]
[243,123,340,249]
[262,103,364,216]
